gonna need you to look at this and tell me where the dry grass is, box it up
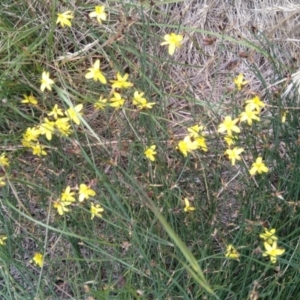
[158,0,300,107]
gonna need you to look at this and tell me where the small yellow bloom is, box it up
[161,33,183,55]
[0,177,6,187]
[132,91,147,106]
[90,202,104,220]
[53,200,72,215]
[240,106,260,126]
[21,94,38,105]
[55,117,72,136]
[110,72,133,89]
[94,96,107,110]
[61,186,76,202]
[245,96,265,112]
[187,124,204,138]
[224,135,236,147]
[262,241,285,264]
[260,228,278,245]
[0,153,9,167]
[110,92,125,108]
[31,143,47,156]
[225,244,240,259]
[23,127,41,143]
[85,60,107,84]
[132,91,155,109]
[218,116,240,136]
[48,104,64,120]
[184,198,195,212]
[56,11,74,28]
[65,104,83,125]
[0,235,7,246]
[144,145,157,161]
[89,6,107,24]
[137,100,156,110]
[195,136,208,152]
[225,147,244,166]
[39,118,55,141]
[40,71,54,92]
[32,252,44,268]
[79,184,96,202]
[177,136,198,157]
[233,73,249,91]
[281,111,287,123]
[249,157,268,176]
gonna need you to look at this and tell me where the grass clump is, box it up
[1,0,300,299]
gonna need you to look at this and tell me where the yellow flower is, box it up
[0,235,7,246]
[53,200,72,215]
[56,11,74,28]
[90,202,104,220]
[161,33,183,55]
[89,6,107,24]
[184,198,195,212]
[55,117,72,136]
[0,153,9,167]
[225,147,244,166]
[40,71,54,92]
[144,145,157,161]
[94,96,107,110]
[218,116,240,136]
[137,100,156,110]
[195,136,208,152]
[23,127,40,143]
[132,91,147,105]
[249,157,268,176]
[224,135,236,147]
[39,118,55,141]
[110,92,125,108]
[21,94,38,105]
[65,104,83,125]
[0,177,6,187]
[240,106,260,126]
[48,104,64,120]
[262,241,285,264]
[281,111,287,123]
[225,244,240,259]
[260,228,278,245]
[85,60,107,84]
[32,252,43,268]
[79,184,96,202]
[177,136,198,157]
[187,124,204,138]
[245,96,265,112]
[31,143,47,156]
[233,73,249,91]
[132,91,155,109]
[110,72,133,89]
[61,186,76,202]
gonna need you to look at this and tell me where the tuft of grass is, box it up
[1,0,300,299]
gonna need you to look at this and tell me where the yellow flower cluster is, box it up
[260,228,285,264]
[218,78,268,175]
[88,67,156,111]
[226,227,285,264]
[56,6,107,28]
[21,102,83,157]
[54,8,157,113]
[53,184,103,220]
[177,124,208,157]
